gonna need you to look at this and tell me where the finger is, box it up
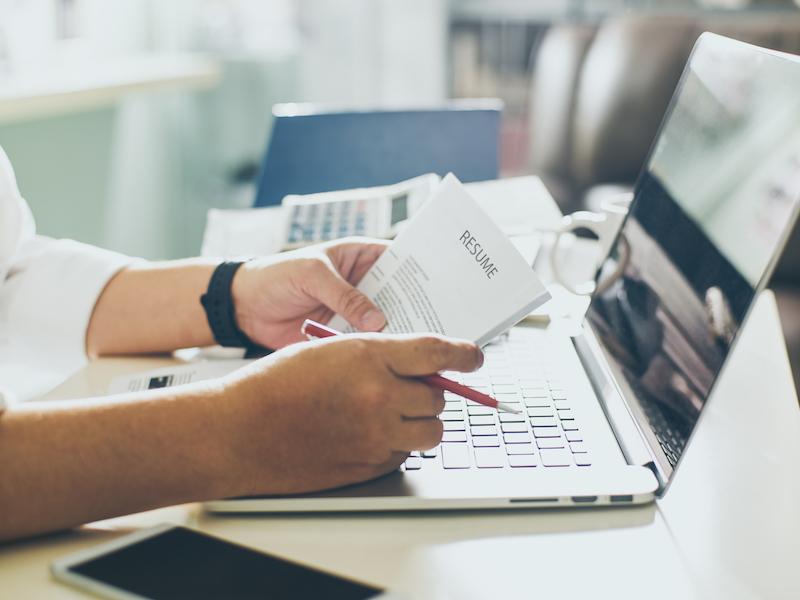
[380,335,483,376]
[347,450,407,485]
[367,451,408,478]
[309,262,386,331]
[326,240,389,286]
[390,378,446,418]
[347,242,389,285]
[389,418,444,452]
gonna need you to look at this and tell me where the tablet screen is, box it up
[67,526,381,600]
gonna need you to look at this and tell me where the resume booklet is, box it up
[329,174,550,346]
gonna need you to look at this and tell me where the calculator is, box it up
[281,174,439,249]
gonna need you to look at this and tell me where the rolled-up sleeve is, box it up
[0,145,135,401]
[0,237,133,401]
[2,236,132,358]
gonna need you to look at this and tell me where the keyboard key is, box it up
[522,390,549,401]
[442,431,467,443]
[460,373,487,382]
[471,425,498,436]
[570,442,587,454]
[505,443,535,455]
[441,443,472,468]
[540,448,572,467]
[565,430,583,443]
[494,392,523,404]
[492,384,519,394]
[469,415,495,426]
[499,412,525,423]
[551,391,568,400]
[527,407,555,418]
[472,435,500,447]
[504,432,532,444]
[468,405,494,416]
[524,397,551,408]
[561,420,580,432]
[443,421,466,432]
[556,407,573,419]
[440,411,465,421]
[529,417,558,428]
[474,447,505,468]
[509,454,537,467]
[574,453,592,467]
[497,402,523,412]
[533,427,561,438]
[421,448,438,458]
[404,457,422,470]
[501,422,528,433]
[553,399,570,410]
[489,376,516,386]
[537,437,566,449]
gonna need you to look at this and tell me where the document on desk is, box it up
[107,360,251,395]
[328,174,550,346]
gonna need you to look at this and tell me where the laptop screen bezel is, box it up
[580,32,800,493]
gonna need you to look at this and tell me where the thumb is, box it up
[312,266,386,331]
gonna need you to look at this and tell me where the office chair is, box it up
[253,100,502,207]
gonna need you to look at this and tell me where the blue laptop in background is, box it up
[253,100,502,208]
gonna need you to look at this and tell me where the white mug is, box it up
[550,193,633,295]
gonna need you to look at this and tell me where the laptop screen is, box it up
[585,34,800,476]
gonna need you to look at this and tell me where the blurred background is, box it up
[1,0,799,384]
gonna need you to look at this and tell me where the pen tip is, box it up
[497,401,521,414]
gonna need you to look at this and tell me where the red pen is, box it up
[301,319,521,414]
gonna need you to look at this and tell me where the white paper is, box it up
[329,174,550,346]
[464,176,563,236]
[201,206,287,258]
[107,360,251,395]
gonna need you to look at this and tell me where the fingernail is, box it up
[475,346,485,370]
[360,309,386,331]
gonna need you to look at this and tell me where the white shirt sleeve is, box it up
[0,146,133,401]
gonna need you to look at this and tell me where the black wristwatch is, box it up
[200,261,270,357]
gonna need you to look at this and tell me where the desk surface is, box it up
[1,291,797,599]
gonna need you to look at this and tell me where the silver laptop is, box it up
[207,33,800,513]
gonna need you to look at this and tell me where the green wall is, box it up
[0,56,298,261]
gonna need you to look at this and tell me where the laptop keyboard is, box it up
[402,333,592,472]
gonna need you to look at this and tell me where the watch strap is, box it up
[200,261,254,348]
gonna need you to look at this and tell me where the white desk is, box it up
[0,293,796,599]
[0,179,797,598]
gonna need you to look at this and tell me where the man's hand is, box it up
[224,333,484,495]
[232,238,388,349]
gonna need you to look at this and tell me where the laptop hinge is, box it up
[643,461,667,495]
[571,328,670,489]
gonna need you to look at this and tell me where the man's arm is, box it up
[86,259,217,355]
[0,334,482,542]
[0,380,243,542]
[86,239,389,356]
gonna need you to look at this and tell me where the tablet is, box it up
[51,524,382,600]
